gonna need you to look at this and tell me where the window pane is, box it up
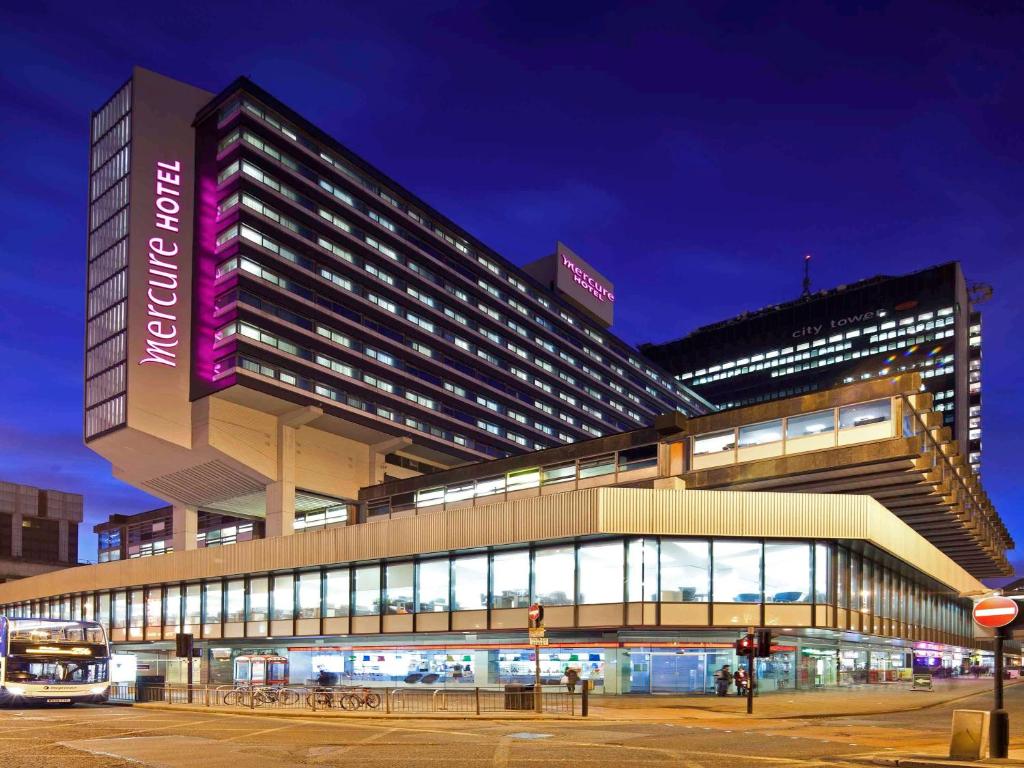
[164,585,180,626]
[416,559,449,612]
[693,429,734,455]
[185,584,201,625]
[324,568,349,617]
[578,541,623,604]
[764,542,810,603]
[145,587,162,627]
[787,410,835,438]
[129,589,144,628]
[98,594,112,629]
[248,576,269,621]
[385,562,414,614]
[204,582,222,623]
[837,548,849,609]
[354,565,381,615]
[738,419,782,447]
[815,543,830,603]
[272,574,294,620]
[111,591,126,628]
[535,545,575,605]
[712,540,762,602]
[225,579,244,622]
[839,399,891,429]
[660,539,709,602]
[297,572,321,619]
[627,538,658,602]
[452,554,488,611]
[491,550,529,608]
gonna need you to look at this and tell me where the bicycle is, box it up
[253,686,300,706]
[306,686,341,709]
[340,686,381,710]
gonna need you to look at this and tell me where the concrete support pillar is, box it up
[58,519,70,562]
[267,406,322,539]
[171,505,198,551]
[368,437,413,485]
[11,513,22,558]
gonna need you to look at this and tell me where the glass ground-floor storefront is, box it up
[109,630,990,695]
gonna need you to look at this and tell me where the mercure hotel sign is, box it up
[140,160,184,367]
[561,251,615,304]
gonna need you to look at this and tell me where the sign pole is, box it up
[746,647,754,715]
[970,596,1016,760]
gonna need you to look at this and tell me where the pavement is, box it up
[3,679,1024,767]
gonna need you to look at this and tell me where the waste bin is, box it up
[136,675,165,702]
[504,683,534,710]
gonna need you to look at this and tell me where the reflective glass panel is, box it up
[534,545,575,606]
[764,542,810,603]
[578,541,623,604]
[491,550,529,608]
[660,539,709,602]
[416,559,449,612]
[452,554,488,611]
[712,540,762,602]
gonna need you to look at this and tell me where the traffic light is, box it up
[756,629,772,658]
[175,632,194,658]
[735,634,754,656]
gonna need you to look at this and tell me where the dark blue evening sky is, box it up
[0,1,1020,574]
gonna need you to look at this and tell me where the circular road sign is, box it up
[528,603,544,623]
[973,596,1019,629]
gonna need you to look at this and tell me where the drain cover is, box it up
[509,733,553,740]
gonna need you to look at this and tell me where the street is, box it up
[3,684,1023,767]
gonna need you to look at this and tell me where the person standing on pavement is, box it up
[714,665,731,696]
[565,667,580,694]
[733,667,749,696]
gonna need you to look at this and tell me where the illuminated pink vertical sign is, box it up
[139,160,182,366]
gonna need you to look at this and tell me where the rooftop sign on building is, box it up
[523,242,615,328]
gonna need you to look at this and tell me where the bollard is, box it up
[475,687,481,716]
[991,709,1009,759]
[385,688,391,714]
[581,681,588,717]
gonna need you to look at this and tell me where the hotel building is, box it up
[641,263,985,474]
[83,67,705,545]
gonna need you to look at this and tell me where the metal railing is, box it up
[107,682,583,715]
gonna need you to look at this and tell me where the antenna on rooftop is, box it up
[802,254,812,297]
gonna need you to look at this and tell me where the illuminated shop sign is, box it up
[561,251,614,304]
[140,160,183,367]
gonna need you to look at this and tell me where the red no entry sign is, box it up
[973,596,1019,628]
[528,603,544,623]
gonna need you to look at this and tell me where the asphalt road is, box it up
[2,685,1022,768]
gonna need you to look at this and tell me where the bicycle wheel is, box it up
[253,689,272,707]
[223,690,241,706]
[278,688,299,706]
[363,692,381,709]
[339,693,360,710]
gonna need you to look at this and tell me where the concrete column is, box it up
[368,437,413,485]
[266,406,322,538]
[58,519,70,562]
[171,505,198,551]
[11,513,22,558]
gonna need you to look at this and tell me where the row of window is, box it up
[678,307,955,383]
[215,177,654,432]
[218,98,697,412]
[3,540,972,639]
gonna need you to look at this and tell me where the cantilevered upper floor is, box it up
[360,374,1012,578]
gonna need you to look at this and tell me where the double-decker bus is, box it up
[0,616,110,706]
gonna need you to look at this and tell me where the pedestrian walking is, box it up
[733,667,749,697]
[714,665,731,696]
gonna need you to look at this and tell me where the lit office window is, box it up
[385,562,414,614]
[491,550,530,609]
[786,410,835,438]
[204,582,222,624]
[296,572,321,619]
[225,579,245,622]
[354,565,381,615]
[839,399,891,429]
[626,539,658,602]
[534,545,574,606]
[163,585,180,628]
[578,541,624,604]
[693,429,735,455]
[764,542,811,603]
[712,541,762,603]
[324,568,350,617]
[660,540,710,602]
[272,574,294,620]
[452,554,488,611]
[815,543,830,603]
[129,589,144,629]
[145,587,162,628]
[416,559,449,613]
[185,584,201,626]
[111,590,127,628]
[248,576,269,622]
[738,420,782,447]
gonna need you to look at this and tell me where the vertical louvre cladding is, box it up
[85,81,132,440]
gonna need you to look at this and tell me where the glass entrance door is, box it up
[651,652,706,693]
